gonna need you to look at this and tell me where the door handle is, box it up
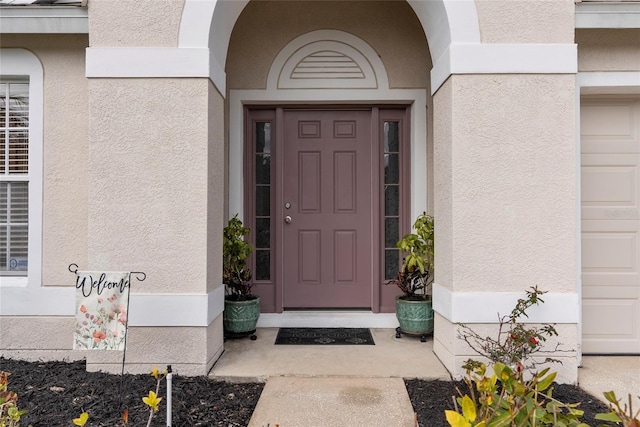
[284,215,292,224]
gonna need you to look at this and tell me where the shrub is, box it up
[0,371,26,427]
[446,361,589,427]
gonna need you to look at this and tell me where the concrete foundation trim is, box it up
[0,286,224,327]
[433,283,580,324]
[431,43,578,94]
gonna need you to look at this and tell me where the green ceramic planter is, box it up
[395,296,434,335]
[223,297,260,334]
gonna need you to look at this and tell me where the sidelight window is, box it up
[253,121,272,281]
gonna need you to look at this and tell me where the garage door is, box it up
[581,98,640,354]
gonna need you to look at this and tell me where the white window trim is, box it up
[0,48,43,288]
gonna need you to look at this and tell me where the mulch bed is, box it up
[2,357,611,426]
[0,358,263,426]
[405,378,611,427]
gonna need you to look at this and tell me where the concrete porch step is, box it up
[209,328,451,381]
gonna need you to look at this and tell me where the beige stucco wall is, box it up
[1,315,223,375]
[576,29,640,72]
[226,0,431,90]
[435,74,577,294]
[475,0,574,44]
[0,316,81,361]
[83,316,224,375]
[88,0,184,48]
[208,84,225,294]
[87,78,212,294]
[434,73,578,382]
[0,35,90,288]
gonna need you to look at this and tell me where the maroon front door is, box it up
[282,110,373,308]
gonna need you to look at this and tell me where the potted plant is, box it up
[222,215,260,340]
[387,212,434,341]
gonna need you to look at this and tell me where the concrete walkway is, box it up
[210,328,445,427]
[578,356,640,409]
[209,328,639,426]
[248,377,417,427]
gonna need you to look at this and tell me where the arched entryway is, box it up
[177,0,481,95]
[223,2,434,316]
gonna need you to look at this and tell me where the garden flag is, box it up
[73,271,131,350]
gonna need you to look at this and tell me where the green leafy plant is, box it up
[386,212,434,299]
[223,215,254,300]
[457,286,561,370]
[446,361,589,427]
[595,391,640,427]
[0,371,26,427]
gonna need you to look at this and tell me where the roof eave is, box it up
[0,5,88,34]
[576,1,640,29]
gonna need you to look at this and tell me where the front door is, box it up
[281,110,373,308]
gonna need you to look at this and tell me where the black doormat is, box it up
[275,328,375,345]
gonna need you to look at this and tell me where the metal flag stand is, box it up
[68,263,147,417]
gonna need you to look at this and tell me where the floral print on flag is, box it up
[73,271,131,350]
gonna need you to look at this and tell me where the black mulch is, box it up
[1,357,612,426]
[0,357,263,426]
[405,378,612,427]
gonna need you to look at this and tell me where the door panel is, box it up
[581,99,640,354]
[282,110,372,308]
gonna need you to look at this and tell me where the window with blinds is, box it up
[0,80,29,275]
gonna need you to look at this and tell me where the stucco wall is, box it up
[88,0,184,48]
[226,0,431,90]
[88,78,211,294]
[84,317,223,375]
[576,29,640,72]
[0,317,81,361]
[0,35,89,288]
[207,83,225,294]
[435,74,577,294]
[475,0,574,44]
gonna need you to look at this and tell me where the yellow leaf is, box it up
[151,366,159,379]
[72,412,89,426]
[461,395,477,422]
[445,410,472,427]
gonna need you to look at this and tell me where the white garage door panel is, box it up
[581,98,640,354]
[581,165,637,206]
[583,300,636,336]
[582,232,637,270]
[582,285,640,299]
[581,101,638,154]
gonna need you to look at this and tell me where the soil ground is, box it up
[1,358,611,426]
